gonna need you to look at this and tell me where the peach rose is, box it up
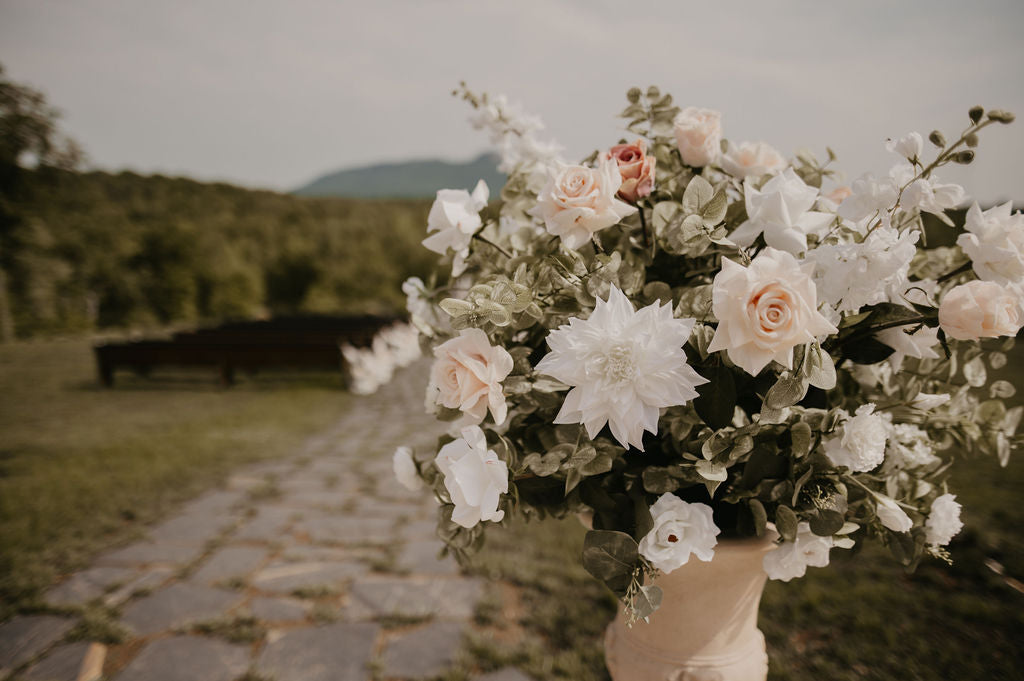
[707,248,838,375]
[529,159,637,249]
[938,280,1022,341]
[720,141,786,179]
[605,139,656,202]
[430,328,514,425]
[673,107,722,168]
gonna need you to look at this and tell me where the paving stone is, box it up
[252,561,367,594]
[94,538,203,568]
[256,622,379,681]
[0,615,74,672]
[189,546,267,585]
[473,669,537,681]
[396,540,459,575]
[119,583,244,635]
[21,641,93,681]
[296,514,395,545]
[381,621,464,679]
[147,509,237,547]
[113,636,249,681]
[103,567,173,607]
[177,489,246,518]
[277,489,348,509]
[399,519,441,541]
[233,506,297,541]
[45,567,135,607]
[349,577,482,618]
[247,597,309,622]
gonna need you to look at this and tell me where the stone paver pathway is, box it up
[0,361,533,681]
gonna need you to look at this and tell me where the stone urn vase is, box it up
[604,535,776,681]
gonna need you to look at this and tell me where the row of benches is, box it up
[93,315,402,386]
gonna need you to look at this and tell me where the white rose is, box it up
[720,141,786,179]
[730,169,834,254]
[422,180,489,258]
[430,328,514,426]
[957,202,1024,286]
[392,446,422,492]
[529,159,637,250]
[763,522,835,582]
[434,425,508,529]
[938,280,1022,341]
[638,494,720,573]
[885,132,924,161]
[673,107,722,167]
[707,248,838,376]
[823,404,889,472]
[874,494,913,533]
[925,494,963,546]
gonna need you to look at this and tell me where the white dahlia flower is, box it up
[535,286,707,450]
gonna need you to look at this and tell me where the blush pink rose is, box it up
[605,139,656,202]
[707,248,838,375]
[938,280,1022,340]
[673,107,722,168]
[430,328,514,425]
[529,159,637,250]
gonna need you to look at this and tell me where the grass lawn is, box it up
[0,338,353,618]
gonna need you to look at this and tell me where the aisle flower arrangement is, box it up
[395,85,1021,621]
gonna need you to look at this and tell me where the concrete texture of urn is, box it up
[604,535,776,681]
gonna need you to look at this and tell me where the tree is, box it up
[0,63,82,341]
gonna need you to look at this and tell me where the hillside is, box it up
[0,168,434,338]
[294,152,506,198]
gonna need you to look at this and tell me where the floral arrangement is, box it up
[341,321,421,394]
[394,84,1021,621]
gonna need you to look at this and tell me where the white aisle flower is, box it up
[890,163,965,218]
[876,325,940,371]
[956,202,1024,286]
[763,522,836,582]
[838,173,899,224]
[886,423,940,469]
[529,160,637,250]
[729,169,834,254]
[434,425,508,529]
[535,286,707,450]
[638,494,720,573]
[925,494,963,546]
[707,248,837,376]
[823,404,889,472]
[422,180,490,274]
[429,328,513,426]
[885,132,924,161]
[392,446,422,492]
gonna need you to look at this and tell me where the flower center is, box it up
[598,342,639,383]
[667,534,679,543]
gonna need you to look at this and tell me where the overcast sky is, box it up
[1,0,1021,202]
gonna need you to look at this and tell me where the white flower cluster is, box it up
[823,404,889,473]
[341,322,421,395]
[807,226,918,313]
[467,94,562,180]
[763,522,849,582]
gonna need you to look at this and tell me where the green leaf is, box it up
[696,460,728,481]
[749,499,768,537]
[842,337,895,365]
[808,508,845,536]
[803,344,837,390]
[693,365,736,429]
[632,585,663,621]
[790,422,813,458]
[439,298,474,318]
[701,190,728,226]
[775,505,799,542]
[642,467,681,494]
[682,175,714,215]
[764,373,808,410]
[582,530,639,582]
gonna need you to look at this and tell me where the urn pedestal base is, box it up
[604,536,775,681]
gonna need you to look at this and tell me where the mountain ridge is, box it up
[293,152,506,198]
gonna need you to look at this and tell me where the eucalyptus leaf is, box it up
[775,505,799,542]
[632,585,663,621]
[582,530,639,582]
[682,176,714,215]
[765,374,808,410]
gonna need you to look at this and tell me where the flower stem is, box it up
[936,261,973,284]
[472,233,512,259]
[637,204,651,248]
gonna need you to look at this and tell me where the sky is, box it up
[1,0,1022,202]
